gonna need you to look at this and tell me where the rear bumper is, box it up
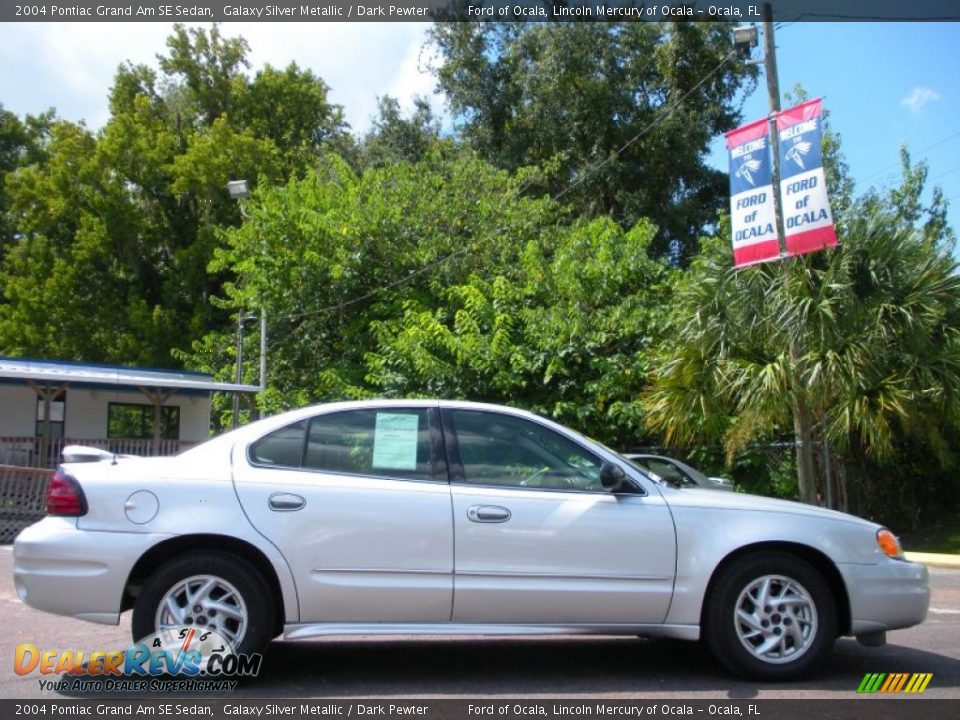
[13,517,170,625]
[839,558,929,635]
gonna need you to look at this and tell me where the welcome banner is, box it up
[726,118,780,268]
[776,98,838,257]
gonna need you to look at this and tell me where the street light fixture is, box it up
[226,179,250,200]
[732,24,759,59]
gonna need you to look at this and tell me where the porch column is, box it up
[25,380,68,468]
[138,387,176,456]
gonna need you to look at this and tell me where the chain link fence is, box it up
[627,439,869,516]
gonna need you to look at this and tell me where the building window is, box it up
[107,403,180,440]
[35,390,66,440]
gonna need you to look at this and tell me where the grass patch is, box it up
[901,522,960,555]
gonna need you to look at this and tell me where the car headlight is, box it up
[876,528,904,559]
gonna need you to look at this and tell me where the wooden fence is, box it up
[0,464,53,544]
[0,437,195,469]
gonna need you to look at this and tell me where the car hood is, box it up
[660,486,879,530]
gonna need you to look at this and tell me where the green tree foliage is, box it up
[197,153,672,442]
[204,153,559,405]
[428,21,757,263]
[0,119,175,362]
[364,215,672,446]
[0,24,347,366]
[0,106,52,265]
[157,24,250,125]
[358,96,444,169]
[644,155,960,523]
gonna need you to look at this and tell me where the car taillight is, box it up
[46,469,88,517]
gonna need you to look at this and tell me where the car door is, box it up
[443,406,676,625]
[232,404,453,624]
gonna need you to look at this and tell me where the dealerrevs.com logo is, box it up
[857,673,933,694]
[14,627,262,693]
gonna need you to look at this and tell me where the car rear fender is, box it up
[65,456,300,625]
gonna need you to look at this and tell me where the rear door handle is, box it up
[467,505,511,523]
[269,492,306,512]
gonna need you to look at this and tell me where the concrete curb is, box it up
[905,551,960,569]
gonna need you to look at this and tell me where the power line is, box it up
[860,130,960,183]
[259,48,739,331]
[931,164,960,181]
[554,49,737,204]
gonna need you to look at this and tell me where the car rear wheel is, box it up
[132,551,274,656]
[705,552,837,679]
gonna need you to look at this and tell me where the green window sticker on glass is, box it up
[372,412,420,471]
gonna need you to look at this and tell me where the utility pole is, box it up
[762,3,785,253]
[226,179,269,424]
[760,2,818,505]
[233,312,245,429]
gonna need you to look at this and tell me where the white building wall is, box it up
[178,394,212,443]
[0,385,36,436]
[63,388,211,442]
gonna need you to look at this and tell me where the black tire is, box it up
[704,552,837,680]
[132,550,275,657]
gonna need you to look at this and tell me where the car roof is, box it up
[206,399,583,451]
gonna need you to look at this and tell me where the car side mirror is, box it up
[600,461,631,493]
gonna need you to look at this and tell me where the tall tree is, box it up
[196,152,563,415]
[358,96,444,169]
[643,154,960,515]
[157,24,250,125]
[429,21,757,263]
[0,106,52,266]
[0,25,347,367]
[193,151,675,440]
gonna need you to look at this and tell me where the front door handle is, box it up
[467,505,511,523]
[269,492,306,512]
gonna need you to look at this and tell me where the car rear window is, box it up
[249,421,306,467]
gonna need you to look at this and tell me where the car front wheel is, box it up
[132,551,274,657]
[705,552,837,679]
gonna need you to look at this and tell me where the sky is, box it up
[0,20,958,235]
[712,21,960,235]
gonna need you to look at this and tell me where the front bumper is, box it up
[839,558,930,636]
[13,517,170,625]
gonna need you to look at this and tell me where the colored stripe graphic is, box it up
[905,674,933,693]
[880,673,908,693]
[857,672,932,694]
[857,673,886,693]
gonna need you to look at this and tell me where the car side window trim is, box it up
[427,406,451,483]
[439,406,465,484]
[440,407,643,496]
[247,407,449,484]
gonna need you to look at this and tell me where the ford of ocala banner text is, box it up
[776,98,838,258]
[726,118,780,268]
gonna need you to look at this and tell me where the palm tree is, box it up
[644,168,960,510]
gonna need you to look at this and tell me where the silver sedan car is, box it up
[13,400,928,679]
[624,453,735,491]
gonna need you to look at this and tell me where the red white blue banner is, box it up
[776,98,838,257]
[726,118,780,268]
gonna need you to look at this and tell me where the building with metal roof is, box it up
[0,356,261,467]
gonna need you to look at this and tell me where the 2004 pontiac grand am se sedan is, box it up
[13,400,928,679]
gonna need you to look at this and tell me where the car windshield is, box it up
[621,456,666,484]
[586,440,665,485]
